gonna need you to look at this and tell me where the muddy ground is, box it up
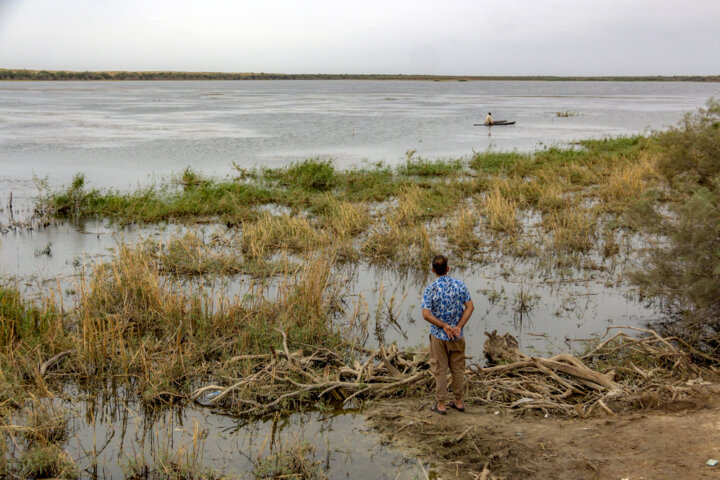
[367,389,720,480]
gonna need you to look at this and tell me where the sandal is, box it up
[430,403,447,415]
[450,401,465,412]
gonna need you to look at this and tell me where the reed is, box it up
[481,186,518,233]
[313,194,371,239]
[154,231,242,276]
[446,204,481,255]
[362,220,436,269]
[601,156,657,209]
[18,445,78,480]
[0,286,62,347]
[22,400,70,446]
[544,208,596,253]
[388,185,425,226]
[27,242,343,403]
[253,439,325,480]
[240,213,327,258]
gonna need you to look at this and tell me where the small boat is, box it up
[473,120,516,126]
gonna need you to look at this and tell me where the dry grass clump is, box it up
[253,440,325,480]
[497,235,541,259]
[154,231,243,276]
[22,400,70,445]
[0,288,73,409]
[601,229,621,258]
[480,186,518,233]
[241,213,327,258]
[362,220,435,268]
[601,156,657,209]
[446,204,481,255]
[491,176,526,205]
[314,194,371,238]
[0,286,64,349]
[150,231,290,278]
[270,255,342,335]
[387,185,425,225]
[18,444,78,480]
[544,208,596,253]
[523,178,570,212]
[80,245,189,338]
[557,162,601,187]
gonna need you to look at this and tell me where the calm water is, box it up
[1,80,719,203]
[7,393,422,480]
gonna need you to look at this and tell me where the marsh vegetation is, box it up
[2,100,720,478]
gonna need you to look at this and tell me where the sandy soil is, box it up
[366,393,720,480]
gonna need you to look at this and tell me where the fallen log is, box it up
[39,350,73,377]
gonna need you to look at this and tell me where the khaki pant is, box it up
[429,334,465,404]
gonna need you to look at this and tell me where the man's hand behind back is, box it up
[443,324,459,340]
[450,325,461,339]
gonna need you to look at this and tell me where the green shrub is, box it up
[631,99,720,352]
[655,98,720,190]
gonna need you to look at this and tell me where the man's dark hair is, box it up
[432,255,448,275]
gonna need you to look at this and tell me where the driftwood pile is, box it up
[191,327,715,416]
[471,325,714,415]
[191,329,432,415]
[469,330,620,415]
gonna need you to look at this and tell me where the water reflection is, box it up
[12,388,420,479]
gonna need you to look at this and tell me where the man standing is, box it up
[421,255,474,414]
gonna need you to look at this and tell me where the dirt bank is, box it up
[367,392,720,480]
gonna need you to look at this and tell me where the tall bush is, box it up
[632,99,720,351]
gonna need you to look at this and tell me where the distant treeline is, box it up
[1,69,719,82]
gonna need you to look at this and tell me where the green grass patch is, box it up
[396,154,464,177]
[0,286,58,346]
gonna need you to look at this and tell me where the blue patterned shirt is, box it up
[421,275,472,341]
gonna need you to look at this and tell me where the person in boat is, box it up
[421,255,474,415]
[484,112,493,125]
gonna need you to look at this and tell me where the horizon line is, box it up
[2,68,720,82]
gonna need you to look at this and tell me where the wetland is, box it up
[1,80,720,479]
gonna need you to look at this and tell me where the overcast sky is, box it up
[1,0,719,75]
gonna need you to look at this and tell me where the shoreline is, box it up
[2,69,720,82]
